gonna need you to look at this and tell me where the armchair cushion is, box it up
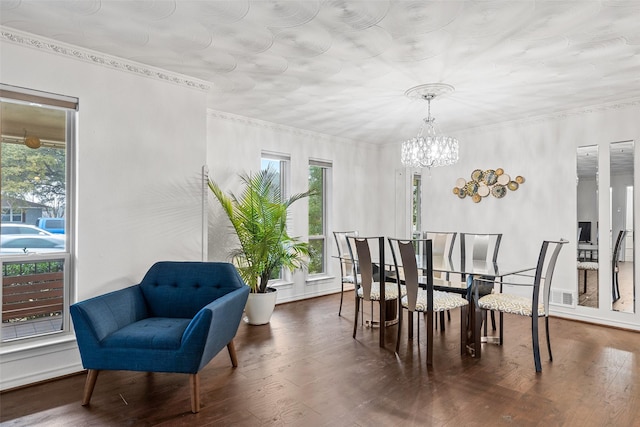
[103,317,191,350]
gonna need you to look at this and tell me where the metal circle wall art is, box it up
[453,168,525,203]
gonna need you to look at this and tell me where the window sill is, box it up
[306,274,335,284]
[268,280,294,290]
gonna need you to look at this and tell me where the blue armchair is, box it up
[70,261,250,413]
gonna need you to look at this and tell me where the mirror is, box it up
[610,141,634,313]
[577,146,599,308]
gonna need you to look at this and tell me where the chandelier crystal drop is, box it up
[400,84,459,168]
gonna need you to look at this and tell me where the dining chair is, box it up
[333,230,359,316]
[348,235,401,341]
[577,230,626,298]
[460,232,502,333]
[576,227,582,259]
[576,256,598,294]
[388,237,469,365]
[612,230,627,302]
[423,231,457,330]
[474,238,567,372]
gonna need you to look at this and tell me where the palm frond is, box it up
[209,167,313,293]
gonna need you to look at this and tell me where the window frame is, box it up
[412,172,422,235]
[308,159,332,276]
[1,85,76,345]
[261,151,291,283]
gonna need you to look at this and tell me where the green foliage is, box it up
[307,165,325,274]
[307,239,324,274]
[209,168,315,293]
[308,166,324,236]
[1,143,66,216]
[3,260,64,277]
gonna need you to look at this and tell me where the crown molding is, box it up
[1,27,210,91]
[207,109,376,149]
[449,97,640,136]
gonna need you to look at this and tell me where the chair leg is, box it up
[473,307,483,359]
[81,369,99,406]
[439,311,446,332]
[460,305,468,355]
[426,309,434,366]
[189,373,200,413]
[396,307,403,353]
[408,311,414,339]
[483,311,488,335]
[338,282,344,316]
[370,301,374,325]
[227,339,239,367]
[490,310,497,331]
[613,271,621,302]
[583,269,587,293]
[545,316,553,362]
[532,316,542,372]
[353,296,360,338]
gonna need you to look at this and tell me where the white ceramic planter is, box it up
[244,288,277,325]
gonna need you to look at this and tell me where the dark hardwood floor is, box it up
[2,291,639,426]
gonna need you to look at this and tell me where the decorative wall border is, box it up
[1,28,210,91]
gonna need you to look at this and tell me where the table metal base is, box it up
[365,318,399,328]
[481,336,501,344]
[363,299,398,328]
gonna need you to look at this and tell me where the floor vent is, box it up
[550,290,574,306]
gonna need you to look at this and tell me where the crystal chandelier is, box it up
[401,84,459,168]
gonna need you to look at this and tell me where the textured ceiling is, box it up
[1,1,640,145]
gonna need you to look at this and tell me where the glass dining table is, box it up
[364,256,535,357]
[338,237,536,357]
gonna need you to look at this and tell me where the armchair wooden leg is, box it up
[82,369,99,406]
[189,373,200,413]
[227,339,239,367]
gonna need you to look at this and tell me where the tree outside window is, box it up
[308,163,328,274]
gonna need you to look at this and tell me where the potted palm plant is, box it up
[208,168,314,325]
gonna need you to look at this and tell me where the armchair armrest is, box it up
[71,286,148,345]
[181,286,250,372]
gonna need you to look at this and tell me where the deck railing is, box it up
[2,261,64,323]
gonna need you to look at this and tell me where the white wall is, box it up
[380,102,640,330]
[1,32,208,389]
[205,111,383,303]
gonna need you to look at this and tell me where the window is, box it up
[1,85,76,342]
[308,160,331,275]
[261,152,290,281]
[412,173,422,236]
